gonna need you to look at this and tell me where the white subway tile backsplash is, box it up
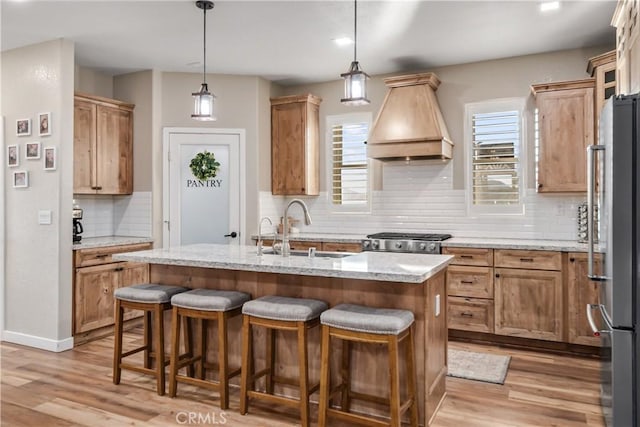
[258,161,583,241]
[74,192,152,238]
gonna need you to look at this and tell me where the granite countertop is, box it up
[112,243,453,284]
[250,233,365,243]
[251,232,589,252]
[72,236,154,250]
[441,237,590,252]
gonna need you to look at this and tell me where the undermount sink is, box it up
[260,248,355,259]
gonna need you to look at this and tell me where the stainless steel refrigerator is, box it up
[586,93,640,427]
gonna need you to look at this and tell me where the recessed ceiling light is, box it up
[540,1,560,12]
[333,37,354,47]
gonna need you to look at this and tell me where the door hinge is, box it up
[167,150,171,162]
[164,220,170,231]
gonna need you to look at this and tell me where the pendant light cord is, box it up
[203,5,207,84]
[353,0,357,62]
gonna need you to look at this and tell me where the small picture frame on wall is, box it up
[16,118,31,136]
[26,141,41,160]
[13,170,28,188]
[43,146,56,170]
[7,145,19,167]
[38,112,51,136]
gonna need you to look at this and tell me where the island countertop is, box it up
[112,243,453,284]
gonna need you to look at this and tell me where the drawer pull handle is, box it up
[461,312,474,317]
[460,255,473,259]
[95,254,109,258]
[461,280,474,284]
[519,258,534,262]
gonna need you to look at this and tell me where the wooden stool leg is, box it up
[143,310,152,368]
[218,312,230,410]
[341,339,352,411]
[169,307,181,397]
[198,318,207,380]
[113,299,124,385]
[183,315,194,378]
[389,335,401,427]
[406,327,419,427]
[265,327,276,394]
[297,321,310,427]
[240,315,252,415]
[154,304,166,396]
[318,325,331,427]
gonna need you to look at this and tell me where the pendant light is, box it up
[192,0,217,121]
[340,0,370,106]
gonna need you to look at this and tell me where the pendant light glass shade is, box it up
[341,61,370,106]
[341,0,370,106]
[192,83,217,120]
[192,1,217,121]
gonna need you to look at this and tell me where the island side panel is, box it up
[150,264,447,426]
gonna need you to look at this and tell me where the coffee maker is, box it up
[73,200,83,243]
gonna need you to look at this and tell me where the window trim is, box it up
[464,98,527,216]
[325,112,372,213]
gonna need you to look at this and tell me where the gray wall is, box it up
[2,39,74,348]
[75,65,113,98]
[281,46,612,190]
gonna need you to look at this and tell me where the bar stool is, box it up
[168,288,251,409]
[113,283,190,396]
[239,295,328,427]
[318,303,418,427]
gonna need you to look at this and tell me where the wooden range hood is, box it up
[368,72,453,161]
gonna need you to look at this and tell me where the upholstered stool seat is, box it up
[318,304,418,427]
[113,284,190,396]
[240,295,328,427]
[169,288,251,409]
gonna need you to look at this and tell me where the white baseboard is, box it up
[2,330,74,352]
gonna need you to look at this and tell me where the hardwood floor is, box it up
[1,332,605,426]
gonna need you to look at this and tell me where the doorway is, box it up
[162,128,245,248]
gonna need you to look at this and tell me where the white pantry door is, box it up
[163,128,245,247]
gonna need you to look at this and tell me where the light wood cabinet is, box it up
[531,80,595,193]
[73,243,151,336]
[612,0,640,95]
[271,94,321,196]
[567,252,603,347]
[445,247,495,334]
[74,93,134,195]
[260,239,362,253]
[321,242,363,253]
[494,267,563,342]
[587,50,617,135]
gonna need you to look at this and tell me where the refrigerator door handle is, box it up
[587,144,607,281]
[586,303,613,336]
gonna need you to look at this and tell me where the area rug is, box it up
[447,349,511,385]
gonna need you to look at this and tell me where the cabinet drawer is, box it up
[288,240,322,251]
[442,247,493,266]
[447,266,494,298]
[494,249,562,270]
[75,243,152,268]
[322,242,362,253]
[448,297,494,333]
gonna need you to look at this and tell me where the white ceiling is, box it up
[1,0,617,86]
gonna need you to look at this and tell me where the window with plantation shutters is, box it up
[327,113,371,210]
[465,99,525,215]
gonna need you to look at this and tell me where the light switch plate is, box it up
[38,210,52,225]
[435,294,440,317]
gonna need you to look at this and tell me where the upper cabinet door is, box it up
[271,94,321,196]
[74,100,97,193]
[532,80,595,193]
[73,93,134,195]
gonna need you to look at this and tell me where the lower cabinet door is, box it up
[567,253,603,346]
[74,264,118,333]
[494,268,563,341]
[448,296,494,333]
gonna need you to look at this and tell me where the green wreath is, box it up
[190,151,220,180]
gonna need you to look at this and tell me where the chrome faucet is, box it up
[256,217,273,256]
[282,199,312,257]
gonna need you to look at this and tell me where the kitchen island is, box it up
[114,244,453,426]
